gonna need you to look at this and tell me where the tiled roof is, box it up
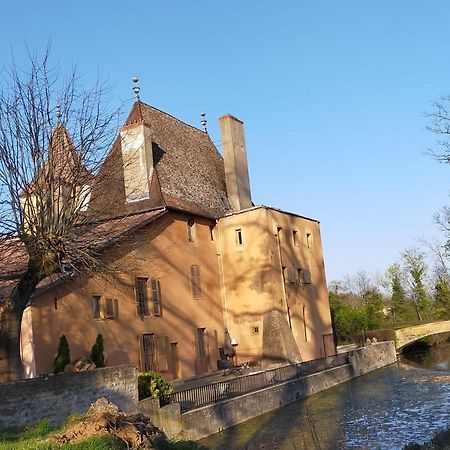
[0,208,167,301]
[88,102,230,220]
[26,124,93,194]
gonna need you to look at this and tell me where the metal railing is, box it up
[165,353,349,412]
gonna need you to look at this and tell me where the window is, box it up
[136,277,149,316]
[151,279,162,316]
[190,265,203,298]
[93,295,118,320]
[209,225,215,241]
[235,229,243,246]
[93,295,101,319]
[293,230,299,247]
[251,326,259,335]
[187,219,195,242]
[306,232,312,249]
[276,226,282,241]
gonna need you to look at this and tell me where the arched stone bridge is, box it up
[395,320,450,350]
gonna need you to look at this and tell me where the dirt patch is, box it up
[51,397,164,449]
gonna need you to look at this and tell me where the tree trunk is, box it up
[0,270,40,383]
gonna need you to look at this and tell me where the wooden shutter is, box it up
[302,269,312,284]
[190,265,202,298]
[151,279,162,316]
[104,298,115,319]
[142,334,155,371]
[154,334,169,372]
[286,267,297,283]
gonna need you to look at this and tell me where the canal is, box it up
[200,342,450,449]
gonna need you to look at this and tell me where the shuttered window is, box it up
[151,279,162,316]
[93,295,118,320]
[141,333,168,372]
[190,265,202,299]
[136,277,149,316]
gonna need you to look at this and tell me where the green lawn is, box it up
[0,419,208,450]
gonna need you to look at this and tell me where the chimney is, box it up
[120,122,153,202]
[219,115,252,211]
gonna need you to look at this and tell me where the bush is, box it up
[90,334,105,368]
[53,335,70,374]
[138,372,173,401]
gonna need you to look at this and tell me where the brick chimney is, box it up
[219,115,252,211]
[120,122,153,202]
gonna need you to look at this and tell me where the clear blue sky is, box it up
[2,1,450,282]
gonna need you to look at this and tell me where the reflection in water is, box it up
[201,349,450,449]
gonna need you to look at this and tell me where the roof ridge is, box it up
[138,101,212,137]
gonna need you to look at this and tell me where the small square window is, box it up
[251,326,259,335]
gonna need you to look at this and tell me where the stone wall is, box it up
[0,365,137,428]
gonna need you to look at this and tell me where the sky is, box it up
[1,1,450,282]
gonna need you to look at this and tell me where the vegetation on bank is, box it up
[0,418,209,450]
[404,426,450,449]
[329,248,450,344]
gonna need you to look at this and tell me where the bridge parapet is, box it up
[395,320,450,350]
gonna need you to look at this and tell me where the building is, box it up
[2,99,335,379]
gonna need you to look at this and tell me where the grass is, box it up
[0,418,209,450]
[0,419,125,450]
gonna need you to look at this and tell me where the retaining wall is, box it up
[178,341,397,440]
[0,365,138,428]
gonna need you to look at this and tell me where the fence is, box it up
[166,353,349,412]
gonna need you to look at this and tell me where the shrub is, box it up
[53,335,70,374]
[90,334,105,368]
[138,372,173,401]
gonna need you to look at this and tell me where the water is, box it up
[200,346,450,449]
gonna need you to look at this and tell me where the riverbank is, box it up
[146,341,397,441]
[201,364,450,449]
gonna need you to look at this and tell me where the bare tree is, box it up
[0,49,122,381]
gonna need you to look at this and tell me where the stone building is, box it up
[2,99,335,379]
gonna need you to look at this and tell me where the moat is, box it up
[201,342,450,449]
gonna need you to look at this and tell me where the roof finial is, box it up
[56,103,62,122]
[132,76,140,101]
[200,111,207,132]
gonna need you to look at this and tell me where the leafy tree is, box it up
[434,276,450,318]
[0,49,121,381]
[90,334,105,368]
[402,248,429,321]
[386,263,407,322]
[53,335,70,374]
